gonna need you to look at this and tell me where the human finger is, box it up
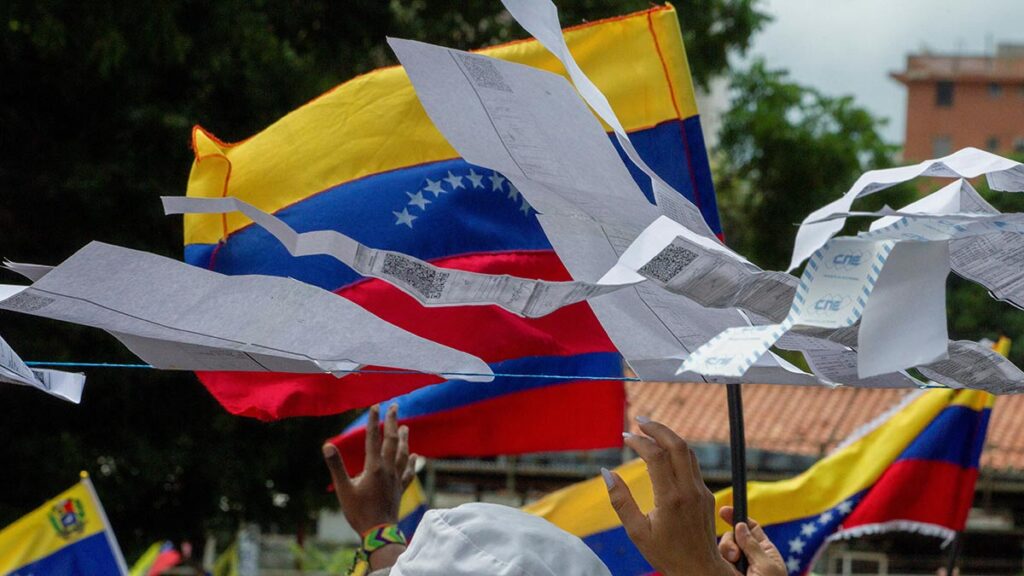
[322,443,354,497]
[394,426,410,476]
[720,505,734,525]
[602,468,650,545]
[718,530,741,564]
[401,454,418,488]
[735,522,771,566]
[364,405,382,471]
[719,506,768,539]
[636,416,695,482]
[622,432,677,504]
[381,405,400,472]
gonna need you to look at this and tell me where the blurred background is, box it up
[2,0,1023,573]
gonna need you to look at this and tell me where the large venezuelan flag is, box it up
[182,4,718,425]
[0,474,128,576]
[520,388,993,576]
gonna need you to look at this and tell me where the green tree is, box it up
[715,59,905,271]
[0,0,768,559]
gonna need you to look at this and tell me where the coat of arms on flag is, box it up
[48,497,87,539]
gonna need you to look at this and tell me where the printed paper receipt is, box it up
[678,237,896,378]
[0,331,85,403]
[0,242,493,381]
[163,196,641,318]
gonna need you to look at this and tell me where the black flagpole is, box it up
[727,383,749,574]
[944,532,961,575]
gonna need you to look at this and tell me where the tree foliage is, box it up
[0,0,767,559]
[715,59,904,270]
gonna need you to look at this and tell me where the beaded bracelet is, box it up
[350,523,407,573]
[362,523,407,553]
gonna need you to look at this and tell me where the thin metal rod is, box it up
[727,383,749,574]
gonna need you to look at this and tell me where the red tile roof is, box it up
[627,382,1024,473]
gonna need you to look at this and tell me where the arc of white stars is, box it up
[393,207,417,228]
[406,190,431,210]
[444,171,465,190]
[466,168,485,189]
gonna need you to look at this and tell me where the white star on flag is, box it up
[466,168,485,188]
[507,184,520,201]
[786,557,801,574]
[406,190,431,210]
[444,171,465,189]
[836,500,854,515]
[818,510,834,525]
[788,537,806,555]
[424,178,446,197]
[490,172,506,191]
[520,198,532,216]
[800,522,817,538]
[393,208,417,228]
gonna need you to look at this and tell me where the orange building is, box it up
[891,43,1024,161]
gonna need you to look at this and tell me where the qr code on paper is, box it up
[638,244,699,283]
[457,53,512,93]
[381,253,448,300]
[3,292,55,312]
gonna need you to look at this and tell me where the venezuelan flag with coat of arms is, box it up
[0,473,128,576]
[184,4,718,460]
[517,384,994,575]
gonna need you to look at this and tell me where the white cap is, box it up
[390,502,612,576]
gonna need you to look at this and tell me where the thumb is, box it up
[735,522,771,566]
[323,443,354,496]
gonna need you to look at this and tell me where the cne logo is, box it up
[831,253,861,267]
[48,498,86,539]
[705,356,734,367]
[813,295,851,313]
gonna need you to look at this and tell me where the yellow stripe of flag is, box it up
[185,4,699,246]
[0,479,110,574]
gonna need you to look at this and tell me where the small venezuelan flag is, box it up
[0,473,128,576]
[517,387,993,576]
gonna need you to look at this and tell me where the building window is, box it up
[989,83,1004,98]
[932,136,953,157]
[987,136,1000,152]
[936,81,954,107]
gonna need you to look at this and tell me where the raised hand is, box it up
[603,417,786,576]
[603,416,734,576]
[322,404,417,570]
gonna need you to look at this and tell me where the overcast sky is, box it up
[746,0,1024,143]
